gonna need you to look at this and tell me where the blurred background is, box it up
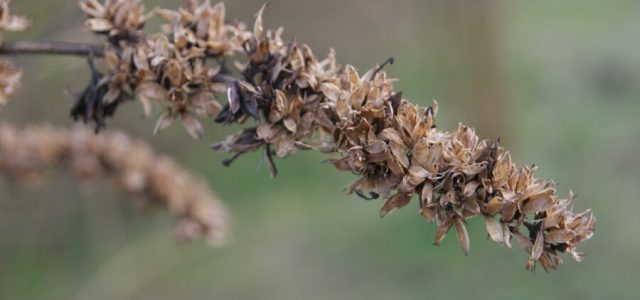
[1,0,639,299]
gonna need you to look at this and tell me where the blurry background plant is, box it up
[0,0,638,299]
[0,123,229,245]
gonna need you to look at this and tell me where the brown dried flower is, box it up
[74,1,242,136]
[79,0,147,41]
[0,123,229,244]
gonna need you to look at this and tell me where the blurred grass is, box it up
[1,0,639,299]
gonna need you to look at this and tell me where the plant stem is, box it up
[0,41,104,56]
[0,40,239,85]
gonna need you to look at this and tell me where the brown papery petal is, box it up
[501,202,517,222]
[484,196,503,216]
[380,193,411,217]
[528,228,544,270]
[153,111,175,135]
[283,117,297,133]
[365,140,387,154]
[389,141,409,169]
[420,182,434,206]
[463,181,480,197]
[545,229,575,244]
[253,3,267,38]
[454,218,470,255]
[522,194,555,214]
[181,113,204,139]
[86,18,113,32]
[492,152,511,188]
[484,217,504,244]
[320,82,341,102]
[434,217,453,246]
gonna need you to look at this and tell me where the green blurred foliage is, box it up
[1,0,639,299]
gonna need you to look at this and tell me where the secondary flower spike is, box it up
[0,123,229,245]
[70,0,595,271]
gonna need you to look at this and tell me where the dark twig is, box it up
[0,41,105,57]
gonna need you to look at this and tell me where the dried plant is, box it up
[0,123,229,245]
[0,0,595,271]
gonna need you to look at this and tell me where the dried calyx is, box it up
[0,123,229,245]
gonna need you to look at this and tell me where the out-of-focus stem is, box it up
[0,41,105,56]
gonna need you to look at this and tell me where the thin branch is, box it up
[0,41,238,86]
[0,41,104,56]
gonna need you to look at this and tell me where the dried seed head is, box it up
[199,2,595,271]
[70,0,595,270]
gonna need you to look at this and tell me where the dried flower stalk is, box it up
[0,0,595,271]
[0,123,229,245]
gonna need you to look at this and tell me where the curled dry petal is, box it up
[527,228,545,272]
[434,217,453,246]
[522,194,555,214]
[153,111,175,135]
[492,152,512,189]
[484,216,504,244]
[181,112,204,139]
[454,218,470,255]
[136,82,168,116]
[380,193,411,217]
[320,82,341,102]
[545,229,575,244]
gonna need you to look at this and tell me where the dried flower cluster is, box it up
[0,123,229,244]
[74,0,254,135]
[0,0,27,106]
[0,0,596,271]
